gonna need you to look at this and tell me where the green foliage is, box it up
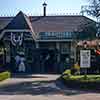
[63,70,71,76]
[62,75,100,82]
[62,74,100,90]
[77,22,97,40]
[62,69,71,79]
[0,71,11,81]
[73,63,80,75]
[83,74,88,80]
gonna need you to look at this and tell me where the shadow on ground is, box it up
[0,74,99,96]
[0,76,100,96]
[11,74,48,79]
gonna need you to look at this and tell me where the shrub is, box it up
[72,63,80,75]
[62,69,71,79]
[63,69,71,76]
[83,74,88,80]
[0,71,11,81]
[62,74,100,90]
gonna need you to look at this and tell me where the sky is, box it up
[0,0,89,16]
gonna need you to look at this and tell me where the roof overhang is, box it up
[36,39,73,42]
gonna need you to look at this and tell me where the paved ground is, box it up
[0,74,100,100]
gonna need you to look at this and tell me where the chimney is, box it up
[42,2,47,16]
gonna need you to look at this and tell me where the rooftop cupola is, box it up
[42,2,47,16]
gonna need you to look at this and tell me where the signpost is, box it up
[80,50,91,74]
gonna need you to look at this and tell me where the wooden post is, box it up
[56,42,60,62]
[36,42,39,48]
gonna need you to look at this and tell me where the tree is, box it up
[76,21,97,40]
[81,0,100,36]
[84,0,100,17]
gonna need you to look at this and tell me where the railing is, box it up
[38,32,76,40]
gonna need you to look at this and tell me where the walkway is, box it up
[0,74,100,100]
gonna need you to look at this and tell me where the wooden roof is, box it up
[0,11,95,34]
[4,11,33,30]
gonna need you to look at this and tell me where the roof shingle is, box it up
[0,11,95,34]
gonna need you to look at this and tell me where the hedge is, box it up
[61,69,100,90]
[0,71,11,81]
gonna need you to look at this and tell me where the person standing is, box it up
[18,54,26,72]
[15,54,20,71]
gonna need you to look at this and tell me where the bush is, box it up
[0,71,11,81]
[62,74,100,90]
[63,69,71,75]
[62,69,71,79]
[63,75,100,81]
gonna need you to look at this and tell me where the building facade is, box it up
[0,4,96,73]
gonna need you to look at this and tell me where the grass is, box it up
[0,71,11,81]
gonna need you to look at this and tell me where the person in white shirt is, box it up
[18,55,26,72]
[15,55,20,70]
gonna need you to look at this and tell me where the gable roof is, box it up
[4,11,33,30]
[0,12,96,34]
[30,16,95,33]
[0,17,12,30]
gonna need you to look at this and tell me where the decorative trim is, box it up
[0,29,36,41]
[11,32,23,46]
[36,39,73,42]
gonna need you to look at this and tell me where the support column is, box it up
[36,42,39,48]
[70,41,76,63]
[56,42,60,62]
[4,41,11,63]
